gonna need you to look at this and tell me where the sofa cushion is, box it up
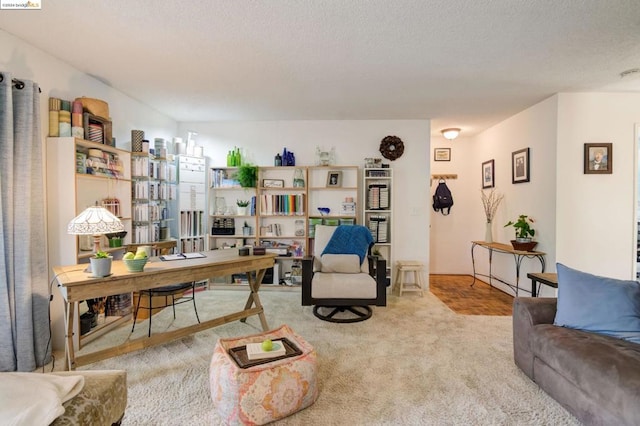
[320,254,361,273]
[554,263,640,344]
[530,324,640,424]
[311,272,377,299]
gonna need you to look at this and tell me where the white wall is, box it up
[430,96,559,297]
[556,92,640,279]
[1,29,178,351]
[178,120,431,276]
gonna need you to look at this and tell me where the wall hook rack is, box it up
[430,174,458,185]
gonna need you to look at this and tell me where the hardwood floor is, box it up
[429,274,513,316]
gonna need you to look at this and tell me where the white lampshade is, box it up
[68,205,124,253]
[441,128,461,140]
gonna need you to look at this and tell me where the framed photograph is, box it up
[262,179,284,188]
[482,159,495,189]
[512,148,530,184]
[326,171,342,187]
[434,148,451,162]
[584,143,612,174]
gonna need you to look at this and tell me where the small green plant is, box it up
[94,250,110,259]
[233,164,258,188]
[504,214,535,239]
[236,199,250,207]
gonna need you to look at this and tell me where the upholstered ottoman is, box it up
[51,370,127,426]
[210,324,318,425]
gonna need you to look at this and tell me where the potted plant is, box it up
[233,163,258,188]
[242,220,252,236]
[89,250,113,277]
[236,199,250,216]
[504,214,537,251]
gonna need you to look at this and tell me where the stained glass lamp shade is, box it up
[67,205,124,253]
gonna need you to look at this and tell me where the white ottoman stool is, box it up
[209,324,318,425]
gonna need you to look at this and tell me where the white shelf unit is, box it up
[208,167,258,251]
[131,153,177,244]
[307,165,360,255]
[362,167,393,284]
[46,137,133,351]
[207,165,359,287]
[175,155,207,253]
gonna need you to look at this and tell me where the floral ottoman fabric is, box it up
[210,324,318,425]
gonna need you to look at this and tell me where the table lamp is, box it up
[67,204,125,253]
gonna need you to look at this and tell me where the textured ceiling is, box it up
[2,0,640,136]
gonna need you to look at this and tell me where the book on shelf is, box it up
[246,340,286,360]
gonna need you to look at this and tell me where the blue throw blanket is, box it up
[321,225,374,264]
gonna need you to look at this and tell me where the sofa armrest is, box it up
[512,297,557,379]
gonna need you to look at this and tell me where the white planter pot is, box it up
[90,256,112,277]
[237,206,248,216]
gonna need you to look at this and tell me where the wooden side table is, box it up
[527,272,558,297]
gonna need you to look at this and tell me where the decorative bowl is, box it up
[124,257,148,272]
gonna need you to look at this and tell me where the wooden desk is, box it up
[527,272,558,297]
[471,241,546,296]
[54,250,276,370]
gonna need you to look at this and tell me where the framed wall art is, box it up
[326,171,342,187]
[584,143,612,174]
[262,179,285,188]
[512,148,530,184]
[482,159,495,188]
[434,148,451,162]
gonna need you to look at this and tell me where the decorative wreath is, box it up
[379,135,405,161]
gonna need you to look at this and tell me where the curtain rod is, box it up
[0,73,41,92]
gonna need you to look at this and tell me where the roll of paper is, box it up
[59,122,71,137]
[49,110,59,136]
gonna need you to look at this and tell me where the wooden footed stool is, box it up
[209,324,318,425]
[394,260,425,296]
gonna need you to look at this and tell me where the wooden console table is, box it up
[527,272,558,297]
[471,241,546,296]
[54,250,276,370]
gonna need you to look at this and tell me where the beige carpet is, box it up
[77,289,579,425]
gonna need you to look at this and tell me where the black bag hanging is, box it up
[432,179,454,215]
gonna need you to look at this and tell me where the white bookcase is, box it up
[175,155,207,253]
[362,167,393,284]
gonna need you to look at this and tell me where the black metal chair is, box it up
[301,225,387,323]
[131,282,200,337]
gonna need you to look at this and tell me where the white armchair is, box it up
[301,225,387,322]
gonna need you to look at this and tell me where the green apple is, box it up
[261,339,273,352]
[133,253,147,260]
[123,252,135,260]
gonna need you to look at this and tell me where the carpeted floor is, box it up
[77,289,578,425]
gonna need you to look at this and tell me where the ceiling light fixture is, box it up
[441,128,461,140]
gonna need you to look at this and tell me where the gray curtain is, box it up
[0,72,50,371]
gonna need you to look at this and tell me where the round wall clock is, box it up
[379,135,404,161]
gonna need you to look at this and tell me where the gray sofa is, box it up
[513,297,640,426]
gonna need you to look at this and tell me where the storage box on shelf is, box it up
[46,137,133,351]
[362,167,393,284]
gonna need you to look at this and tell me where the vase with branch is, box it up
[480,189,504,243]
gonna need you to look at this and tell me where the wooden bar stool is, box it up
[394,260,425,296]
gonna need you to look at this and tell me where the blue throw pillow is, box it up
[554,263,640,344]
